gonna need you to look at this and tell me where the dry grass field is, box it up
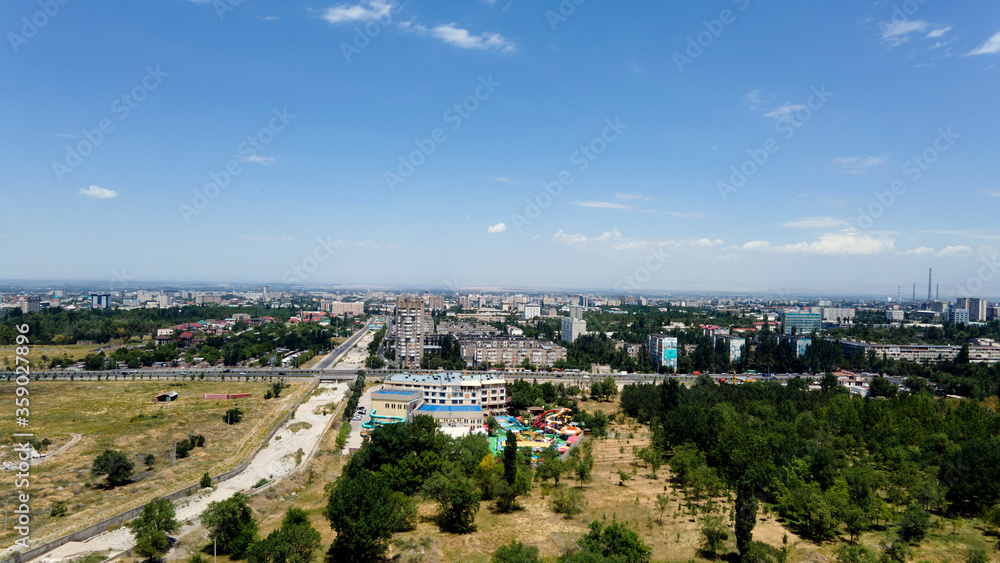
[0,343,102,370]
[101,394,1000,563]
[0,380,307,549]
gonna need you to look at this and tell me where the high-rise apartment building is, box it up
[647,334,678,369]
[90,293,110,309]
[957,298,988,322]
[950,308,970,325]
[395,297,425,369]
[561,317,586,343]
[17,296,41,314]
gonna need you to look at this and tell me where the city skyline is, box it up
[3,1,1000,297]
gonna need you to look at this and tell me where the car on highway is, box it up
[239,371,247,376]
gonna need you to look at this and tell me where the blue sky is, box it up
[2,0,1000,297]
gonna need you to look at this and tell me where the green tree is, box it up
[578,519,651,563]
[246,507,321,563]
[49,501,68,518]
[551,485,585,518]
[734,479,758,558]
[224,407,244,425]
[91,450,134,488]
[326,471,403,561]
[492,540,540,563]
[834,544,878,563]
[966,546,989,563]
[700,514,729,560]
[423,469,481,533]
[131,499,179,561]
[144,453,155,471]
[896,503,930,544]
[201,472,213,488]
[536,447,566,485]
[201,492,258,559]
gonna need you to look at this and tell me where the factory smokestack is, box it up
[928,268,932,302]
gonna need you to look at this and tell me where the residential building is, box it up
[458,336,567,367]
[522,304,541,320]
[648,334,678,369]
[612,339,642,359]
[90,294,110,309]
[950,308,970,325]
[839,338,1000,365]
[886,310,905,322]
[195,294,221,306]
[957,298,988,322]
[822,307,856,322]
[425,294,445,310]
[17,296,41,313]
[395,297,425,369]
[712,335,746,363]
[322,301,365,316]
[436,321,500,337]
[779,335,812,357]
[568,305,583,320]
[989,305,1000,320]
[561,316,586,343]
[781,310,822,335]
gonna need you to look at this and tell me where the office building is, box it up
[90,294,110,309]
[648,334,678,369]
[950,308,970,325]
[957,298,988,322]
[395,297,425,369]
[561,317,586,343]
[781,310,822,335]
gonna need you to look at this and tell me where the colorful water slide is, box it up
[531,408,565,428]
[361,409,405,429]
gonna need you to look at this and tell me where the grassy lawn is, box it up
[0,380,307,548]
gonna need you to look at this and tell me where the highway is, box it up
[313,320,373,370]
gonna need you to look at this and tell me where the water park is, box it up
[489,407,583,461]
[360,409,405,434]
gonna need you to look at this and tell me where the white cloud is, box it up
[614,193,648,200]
[239,154,276,165]
[880,19,930,46]
[431,24,515,52]
[926,26,952,39]
[834,155,888,173]
[665,211,706,219]
[742,240,771,251]
[355,240,375,247]
[572,201,633,210]
[982,190,1000,198]
[487,222,506,233]
[904,246,935,256]
[77,185,117,199]
[967,30,1000,55]
[744,231,894,256]
[629,61,642,74]
[764,104,806,123]
[553,229,589,245]
[937,245,972,257]
[779,216,849,229]
[492,177,517,184]
[322,0,392,24]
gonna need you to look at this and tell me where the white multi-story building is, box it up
[648,334,678,369]
[382,372,507,417]
[522,304,541,320]
[561,317,586,343]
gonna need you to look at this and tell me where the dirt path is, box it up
[45,433,81,459]
[36,384,346,563]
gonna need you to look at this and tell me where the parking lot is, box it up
[341,383,382,454]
